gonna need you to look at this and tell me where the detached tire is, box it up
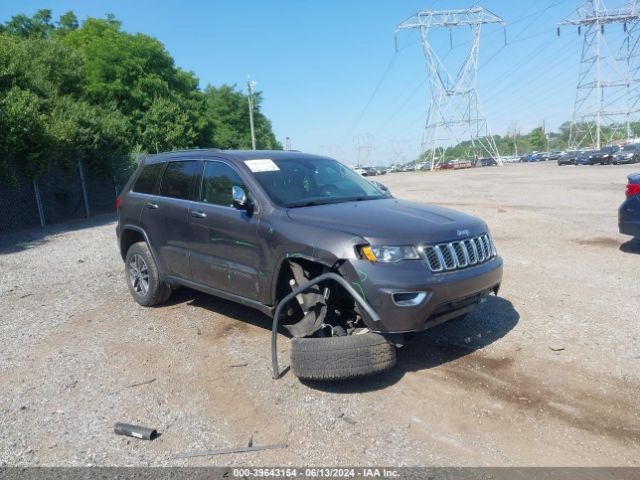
[291,333,396,381]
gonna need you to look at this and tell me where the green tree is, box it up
[138,97,197,153]
[49,96,130,174]
[528,127,546,151]
[0,9,283,186]
[0,87,51,179]
[203,84,281,149]
[3,9,55,39]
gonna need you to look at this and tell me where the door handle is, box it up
[191,210,207,219]
[145,202,159,209]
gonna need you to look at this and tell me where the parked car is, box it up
[480,157,498,167]
[362,166,378,176]
[619,173,640,238]
[521,153,543,162]
[116,149,503,380]
[578,145,619,165]
[547,151,563,161]
[454,159,473,169]
[435,160,455,170]
[558,150,581,166]
[575,150,600,165]
[353,167,367,176]
[613,144,640,165]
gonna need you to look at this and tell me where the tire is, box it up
[124,242,171,307]
[290,332,396,381]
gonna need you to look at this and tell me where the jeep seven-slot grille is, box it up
[423,234,495,273]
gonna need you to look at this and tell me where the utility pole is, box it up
[396,6,506,169]
[247,76,257,150]
[543,119,550,151]
[559,0,640,148]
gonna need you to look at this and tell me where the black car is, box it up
[619,173,640,238]
[480,157,498,167]
[558,150,581,166]
[613,144,640,165]
[578,146,619,165]
[116,149,503,380]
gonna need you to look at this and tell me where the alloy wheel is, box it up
[128,254,149,296]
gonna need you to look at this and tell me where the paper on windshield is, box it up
[244,159,280,172]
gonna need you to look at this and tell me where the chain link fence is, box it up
[0,156,137,233]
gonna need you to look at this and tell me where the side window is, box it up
[132,163,164,194]
[200,161,246,207]
[160,161,199,200]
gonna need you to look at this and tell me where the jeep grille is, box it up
[423,234,496,273]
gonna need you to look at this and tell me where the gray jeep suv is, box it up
[116,149,503,380]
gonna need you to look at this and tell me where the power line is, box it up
[350,52,398,133]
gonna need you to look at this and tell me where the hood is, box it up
[286,198,487,245]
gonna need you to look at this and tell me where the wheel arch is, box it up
[119,225,161,270]
[269,254,337,307]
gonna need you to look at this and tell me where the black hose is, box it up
[271,272,381,379]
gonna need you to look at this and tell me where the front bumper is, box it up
[339,256,503,333]
[614,156,636,164]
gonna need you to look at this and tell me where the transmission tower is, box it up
[396,6,506,169]
[559,1,640,148]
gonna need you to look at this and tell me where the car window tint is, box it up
[132,163,164,194]
[159,161,199,200]
[200,161,246,206]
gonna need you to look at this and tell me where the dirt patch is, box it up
[574,237,621,248]
[443,351,640,444]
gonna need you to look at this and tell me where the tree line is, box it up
[0,9,281,184]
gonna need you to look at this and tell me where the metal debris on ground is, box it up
[125,378,156,388]
[113,422,158,440]
[172,443,287,459]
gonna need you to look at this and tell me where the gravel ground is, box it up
[0,161,639,466]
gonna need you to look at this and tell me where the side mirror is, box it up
[232,186,248,209]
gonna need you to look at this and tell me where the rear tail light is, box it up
[626,183,640,197]
[115,196,122,210]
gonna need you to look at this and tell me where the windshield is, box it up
[245,157,386,208]
[622,145,636,151]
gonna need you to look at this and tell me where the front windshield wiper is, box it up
[286,196,385,208]
[287,200,330,208]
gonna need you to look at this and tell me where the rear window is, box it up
[159,161,200,200]
[132,163,164,194]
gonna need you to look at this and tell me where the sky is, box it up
[0,0,631,165]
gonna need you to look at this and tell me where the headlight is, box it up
[361,245,420,263]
